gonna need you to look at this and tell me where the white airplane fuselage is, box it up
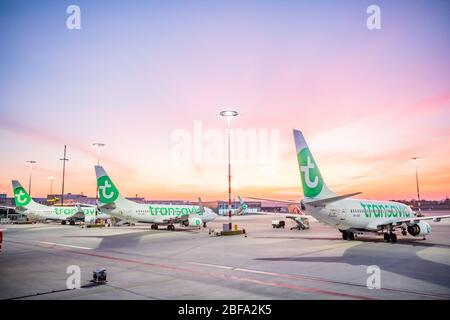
[305,198,415,231]
[100,201,217,225]
[16,205,107,221]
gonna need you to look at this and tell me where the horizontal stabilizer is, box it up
[304,192,362,207]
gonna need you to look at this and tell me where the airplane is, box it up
[94,165,218,230]
[5,180,108,225]
[254,130,450,243]
[234,196,249,215]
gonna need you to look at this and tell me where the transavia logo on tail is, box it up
[97,176,119,203]
[298,148,323,198]
[14,186,31,206]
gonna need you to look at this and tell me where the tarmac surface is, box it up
[1,212,450,300]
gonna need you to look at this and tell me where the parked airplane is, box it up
[254,130,450,242]
[94,166,217,230]
[234,196,249,215]
[5,180,107,224]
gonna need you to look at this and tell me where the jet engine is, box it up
[182,216,202,227]
[84,215,96,225]
[407,221,431,237]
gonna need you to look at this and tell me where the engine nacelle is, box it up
[407,221,431,237]
[183,216,202,227]
[84,215,96,225]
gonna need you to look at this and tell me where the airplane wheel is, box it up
[342,231,348,240]
[61,221,66,225]
[390,233,397,243]
[348,232,355,240]
[69,221,75,226]
[203,222,207,228]
[384,233,390,242]
[167,225,175,231]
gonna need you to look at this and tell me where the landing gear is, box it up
[167,224,175,231]
[390,233,397,243]
[151,224,158,230]
[401,228,407,236]
[203,222,207,228]
[339,230,355,240]
[69,220,75,226]
[340,230,355,240]
[384,232,397,243]
[61,221,67,225]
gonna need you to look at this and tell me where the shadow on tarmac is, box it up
[63,227,203,249]
[256,241,450,289]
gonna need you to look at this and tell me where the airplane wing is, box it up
[70,212,86,220]
[366,214,450,230]
[197,197,205,214]
[251,211,283,215]
[393,214,450,225]
[158,215,188,225]
[75,203,97,207]
[247,193,361,225]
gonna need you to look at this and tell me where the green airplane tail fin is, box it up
[11,180,40,208]
[95,166,121,205]
[293,130,336,199]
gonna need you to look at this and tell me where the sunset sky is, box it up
[0,0,449,201]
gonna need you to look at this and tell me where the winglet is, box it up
[198,197,205,213]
